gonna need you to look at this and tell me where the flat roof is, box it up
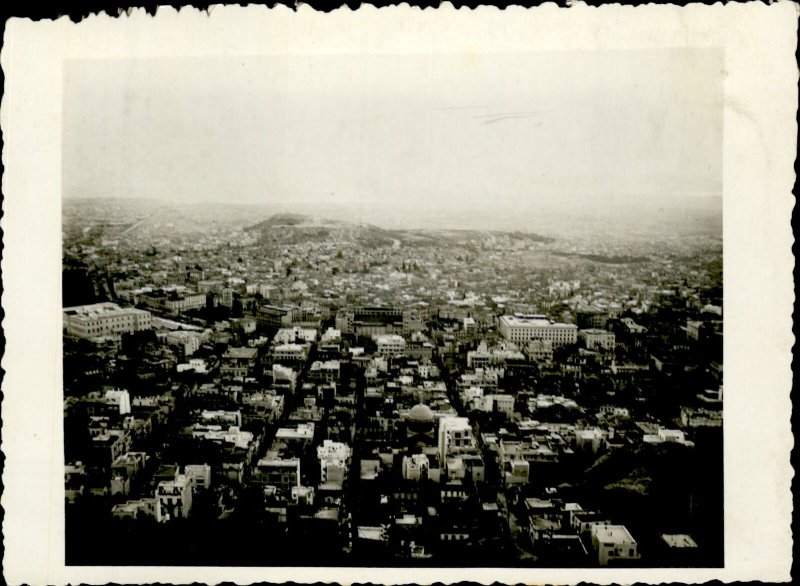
[64,302,148,318]
[661,534,698,548]
[592,524,636,544]
[501,315,577,329]
[224,347,258,358]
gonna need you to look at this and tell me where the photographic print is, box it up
[61,49,725,568]
[2,4,795,585]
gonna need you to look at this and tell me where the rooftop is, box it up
[591,524,637,545]
[501,314,551,327]
[661,534,699,548]
[64,302,147,318]
[501,314,577,329]
[224,347,258,359]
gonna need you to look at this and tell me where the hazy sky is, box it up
[63,49,723,214]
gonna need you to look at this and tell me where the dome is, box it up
[407,403,434,422]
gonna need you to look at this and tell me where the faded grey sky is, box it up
[63,49,723,216]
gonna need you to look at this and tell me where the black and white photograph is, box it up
[1,4,795,585]
[60,48,725,568]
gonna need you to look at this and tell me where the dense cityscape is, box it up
[63,197,723,568]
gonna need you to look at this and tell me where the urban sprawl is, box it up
[63,199,723,567]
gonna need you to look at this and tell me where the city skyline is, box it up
[60,195,725,568]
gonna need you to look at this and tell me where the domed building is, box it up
[404,403,436,448]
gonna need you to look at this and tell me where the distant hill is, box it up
[245,214,403,247]
[246,213,310,228]
[245,214,555,248]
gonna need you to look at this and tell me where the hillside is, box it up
[245,214,404,247]
[245,214,555,248]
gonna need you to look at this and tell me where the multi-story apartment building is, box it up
[257,304,297,331]
[579,329,616,352]
[252,457,301,499]
[155,474,193,522]
[498,314,578,348]
[140,290,206,315]
[220,347,258,381]
[438,416,476,463]
[375,334,406,357]
[317,440,352,489]
[63,302,152,339]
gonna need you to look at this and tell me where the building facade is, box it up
[499,314,578,348]
[63,303,152,339]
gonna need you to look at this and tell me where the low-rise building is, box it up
[220,347,258,381]
[590,524,640,566]
[273,343,308,363]
[274,326,318,345]
[309,360,341,384]
[579,329,616,352]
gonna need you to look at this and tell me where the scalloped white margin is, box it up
[1,2,796,585]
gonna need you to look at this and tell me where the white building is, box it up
[274,326,318,345]
[317,440,352,488]
[320,327,342,344]
[272,364,298,393]
[576,428,606,454]
[177,358,209,373]
[104,389,131,415]
[273,343,307,362]
[165,329,205,356]
[155,474,193,522]
[309,360,341,383]
[463,316,477,334]
[590,524,640,566]
[191,425,254,450]
[643,428,695,447]
[499,314,578,348]
[63,302,152,339]
[402,453,431,481]
[483,394,515,416]
[375,334,406,357]
[200,410,242,428]
[504,459,530,486]
[275,422,315,444]
[467,341,525,368]
[438,417,476,462]
[163,292,207,314]
[291,485,315,505]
